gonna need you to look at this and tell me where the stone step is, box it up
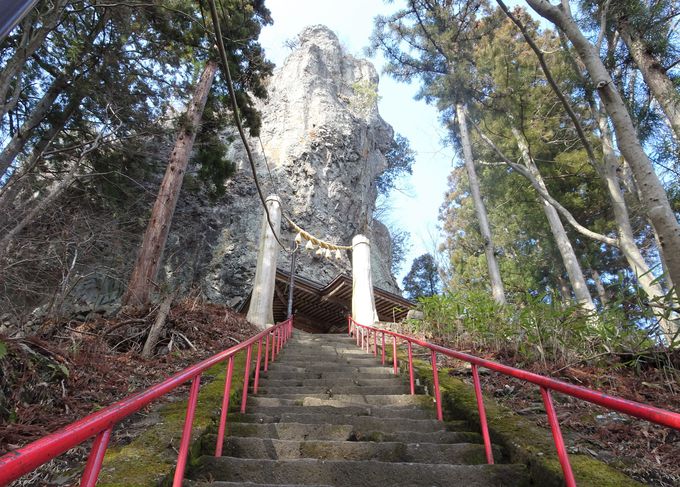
[247,394,431,409]
[227,422,353,441]
[262,393,431,406]
[228,412,463,433]
[205,437,496,464]
[264,364,394,374]
[254,377,404,388]
[189,457,529,486]
[261,369,395,380]
[254,385,411,395]
[272,358,384,367]
[246,404,436,420]
[281,345,367,353]
[225,421,480,444]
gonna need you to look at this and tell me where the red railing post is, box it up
[365,328,370,353]
[278,325,283,352]
[392,335,398,375]
[381,332,386,365]
[472,364,494,464]
[241,345,253,414]
[80,427,112,487]
[431,350,443,421]
[541,387,576,487]
[215,356,234,457]
[172,373,201,486]
[271,329,277,362]
[407,341,415,395]
[253,338,263,395]
[373,329,377,356]
[264,332,270,372]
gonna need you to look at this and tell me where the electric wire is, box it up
[207,0,292,252]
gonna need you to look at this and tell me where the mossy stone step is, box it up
[245,404,437,420]
[254,385,411,395]
[254,377,404,388]
[264,364,394,374]
[227,422,354,441]
[227,412,463,433]
[203,436,497,464]
[261,368,394,379]
[189,457,530,486]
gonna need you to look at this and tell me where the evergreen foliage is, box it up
[403,253,442,300]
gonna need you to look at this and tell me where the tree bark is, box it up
[0,94,81,226]
[141,292,175,358]
[591,269,608,306]
[0,74,68,177]
[525,0,680,304]
[123,60,217,307]
[617,19,680,141]
[593,106,679,341]
[0,0,67,126]
[456,103,506,305]
[511,126,596,313]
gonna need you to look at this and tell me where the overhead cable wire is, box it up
[209,0,351,254]
[207,0,292,253]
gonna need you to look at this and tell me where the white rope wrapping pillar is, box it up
[351,234,378,328]
[247,195,281,330]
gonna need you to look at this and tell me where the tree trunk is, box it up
[141,292,175,358]
[525,0,680,303]
[123,60,217,307]
[617,19,680,141]
[591,269,608,306]
[556,274,571,305]
[511,126,596,313]
[594,106,679,341]
[0,74,68,177]
[0,94,81,227]
[0,0,67,126]
[456,103,506,305]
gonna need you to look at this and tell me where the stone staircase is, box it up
[185,331,529,486]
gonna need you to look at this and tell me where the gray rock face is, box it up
[166,25,400,309]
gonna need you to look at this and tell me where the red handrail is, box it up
[0,317,294,486]
[348,317,680,487]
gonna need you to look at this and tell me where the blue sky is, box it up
[259,0,456,283]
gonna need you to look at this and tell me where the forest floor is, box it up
[431,343,680,487]
[0,297,258,485]
[2,311,679,486]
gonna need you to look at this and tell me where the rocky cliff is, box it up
[168,25,400,309]
[0,25,400,321]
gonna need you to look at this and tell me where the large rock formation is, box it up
[0,25,401,321]
[167,25,400,309]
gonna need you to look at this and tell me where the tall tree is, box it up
[123,61,218,306]
[403,253,441,299]
[123,0,273,306]
[370,0,507,304]
[524,0,680,301]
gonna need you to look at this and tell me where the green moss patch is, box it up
[402,350,642,487]
[97,353,249,486]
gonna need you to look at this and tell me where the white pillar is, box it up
[247,195,281,330]
[352,234,378,327]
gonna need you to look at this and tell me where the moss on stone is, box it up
[402,353,642,487]
[96,353,248,486]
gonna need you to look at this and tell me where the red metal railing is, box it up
[0,317,294,487]
[349,317,680,487]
